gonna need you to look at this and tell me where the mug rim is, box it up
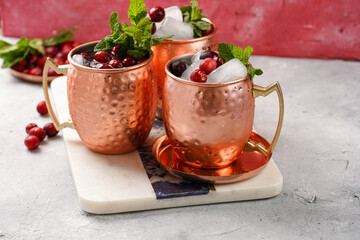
[165,53,250,87]
[67,40,153,73]
[160,18,217,44]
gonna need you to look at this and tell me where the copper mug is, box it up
[42,41,157,154]
[163,54,284,169]
[152,20,217,118]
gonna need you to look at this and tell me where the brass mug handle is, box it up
[251,82,284,156]
[42,58,75,131]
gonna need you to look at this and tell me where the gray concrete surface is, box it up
[0,54,359,239]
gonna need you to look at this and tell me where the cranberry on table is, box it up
[111,46,121,56]
[18,59,27,66]
[29,67,42,76]
[12,64,25,72]
[25,123,38,133]
[24,135,40,150]
[151,23,156,35]
[23,69,30,74]
[45,46,60,58]
[149,6,165,22]
[170,60,187,77]
[122,57,136,67]
[62,43,73,56]
[200,51,218,60]
[190,69,207,82]
[56,52,67,61]
[28,127,47,142]
[37,100,48,115]
[201,23,214,36]
[94,51,112,63]
[214,56,226,67]
[137,58,147,64]
[96,63,112,69]
[43,123,59,137]
[108,59,123,68]
[199,58,217,74]
[36,57,47,68]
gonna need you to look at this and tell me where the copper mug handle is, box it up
[251,82,284,156]
[42,58,75,131]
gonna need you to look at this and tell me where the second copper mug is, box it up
[163,54,284,169]
[152,19,217,118]
[42,41,157,154]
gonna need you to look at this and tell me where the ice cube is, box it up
[153,17,194,40]
[207,58,247,83]
[181,60,202,81]
[164,6,183,22]
[72,54,90,66]
[191,50,205,63]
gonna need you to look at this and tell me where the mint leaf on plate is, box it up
[43,27,77,46]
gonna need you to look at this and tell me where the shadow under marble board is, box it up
[50,76,283,214]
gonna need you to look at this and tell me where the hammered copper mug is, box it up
[152,19,217,118]
[163,54,284,169]
[42,41,157,154]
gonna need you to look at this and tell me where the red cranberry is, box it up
[151,23,156,34]
[27,53,40,64]
[43,123,59,137]
[201,23,214,36]
[214,56,226,67]
[12,64,25,72]
[45,46,60,57]
[18,59,27,66]
[26,123,38,133]
[54,57,65,65]
[29,67,42,76]
[199,58,217,74]
[96,63,112,69]
[72,41,82,48]
[94,51,112,63]
[200,51,218,60]
[65,59,69,64]
[111,46,121,56]
[80,52,90,57]
[55,52,66,61]
[149,6,165,22]
[62,44,73,56]
[108,59,123,68]
[37,100,48,115]
[190,69,207,82]
[28,127,46,142]
[170,60,187,77]
[36,57,47,68]
[23,69,31,74]
[24,135,40,150]
[122,57,136,67]
[48,68,59,76]
[137,58,147,64]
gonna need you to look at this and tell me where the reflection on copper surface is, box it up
[152,133,271,184]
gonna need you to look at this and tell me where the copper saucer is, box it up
[10,69,57,83]
[152,132,272,184]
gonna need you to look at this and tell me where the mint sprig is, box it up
[180,0,211,38]
[94,0,172,60]
[218,43,263,80]
[0,27,77,69]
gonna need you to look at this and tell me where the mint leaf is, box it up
[232,46,244,63]
[180,6,191,22]
[29,38,45,55]
[43,27,77,46]
[181,0,209,37]
[94,39,108,51]
[195,21,211,30]
[0,40,11,48]
[110,12,121,34]
[2,47,30,68]
[150,35,173,46]
[218,43,234,61]
[128,0,147,25]
[190,0,207,21]
[127,49,146,59]
[247,65,263,80]
[243,46,253,65]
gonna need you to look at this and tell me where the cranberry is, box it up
[94,51,111,63]
[27,53,40,64]
[29,67,42,76]
[12,64,25,72]
[200,51,218,60]
[214,56,226,67]
[28,127,46,142]
[170,60,187,77]
[96,63,112,69]
[72,41,82,48]
[26,123,38,133]
[65,59,69,64]
[80,52,90,57]
[149,6,165,22]
[201,23,214,36]
[122,57,136,67]
[111,46,121,56]
[199,58,217,74]
[45,46,60,57]
[190,69,207,82]
[55,52,66,61]
[37,100,48,115]
[24,135,40,150]
[18,59,27,66]
[23,69,31,74]
[36,57,47,68]
[62,44,73,56]
[137,58,147,64]
[108,59,123,68]
[151,23,156,34]
[48,68,59,76]
[43,123,59,137]
[54,57,65,65]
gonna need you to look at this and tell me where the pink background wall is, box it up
[1,0,359,60]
